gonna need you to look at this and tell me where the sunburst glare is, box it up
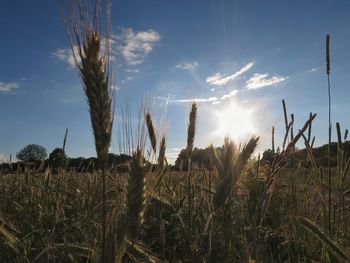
[214,101,256,140]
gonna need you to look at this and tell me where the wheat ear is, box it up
[158,135,166,169]
[187,103,197,157]
[186,102,197,236]
[126,148,146,241]
[213,136,259,210]
[145,112,157,154]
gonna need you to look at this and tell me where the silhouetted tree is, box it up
[49,148,67,168]
[261,149,276,164]
[16,144,47,162]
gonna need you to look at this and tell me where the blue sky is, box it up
[1,0,350,163]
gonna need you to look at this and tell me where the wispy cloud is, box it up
[157,88,239,105]
[245,73,287,90]
[220,89,239,100]
[115,28,160,65]
[157,96,217,104]
[207,62,254,87]
[0,81,19,94]
[125,69,140,73]
[175,61,199,70]
[173,97,217,103]
[307,67,319,73]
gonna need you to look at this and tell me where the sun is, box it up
[214,101,256,140]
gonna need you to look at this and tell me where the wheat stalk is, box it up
[307,112,313,143]
[59,1,113,260]
[297,216,350,261]
[326,34,332,233]
[290,113,295,142]
[272,126,275,154]
[259,112,317,225]
[282,99,289,134]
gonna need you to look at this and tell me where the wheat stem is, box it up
[326,34,332,234]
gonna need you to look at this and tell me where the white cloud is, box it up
[175,61,199,70]
[0,82,19,94]
[110,84,119,92]
[170,147,182,151]
[52,48,76,68]
[115,28,160,65]
[220,89,239,100]
[54,28,160,68]
[207,62,254,86]
[0,154,8,163]
[53,46,114,68]
[246,73,287,90]
[166,151,181,163]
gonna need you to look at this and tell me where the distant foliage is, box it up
[16,144,47,162]
[261,149,277,163]
[174,147,213,170]
[49,148,67,168]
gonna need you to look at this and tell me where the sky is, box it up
[1,0,350,163]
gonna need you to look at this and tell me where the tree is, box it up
[16,144,47,162]
[49,148,67,168]
[261,149,276,163]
